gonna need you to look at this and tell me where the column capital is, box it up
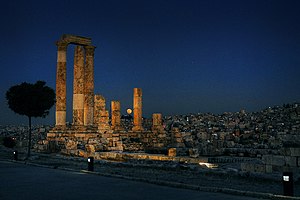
[84,45,96,56]
[56,41,68,51]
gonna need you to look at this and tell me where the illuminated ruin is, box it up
[44,34,167,155]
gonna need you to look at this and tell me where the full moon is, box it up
[126,108,132,115]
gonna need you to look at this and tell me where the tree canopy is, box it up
[6,81,55,118]
[6,81,55,159]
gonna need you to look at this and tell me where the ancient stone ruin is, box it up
[41,34,168,156]
[35,35,300,178]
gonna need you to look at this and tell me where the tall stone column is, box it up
[84,45,96,126]
[73,46,85,126]
[55,41,68,126]
[111,101,122,130]
[132,88,143,131]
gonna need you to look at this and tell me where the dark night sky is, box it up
[1,0,300,125]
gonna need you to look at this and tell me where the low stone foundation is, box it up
[35,124,169,155]
[241,147,300,177]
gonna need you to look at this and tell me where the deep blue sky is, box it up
[1,0,300,125]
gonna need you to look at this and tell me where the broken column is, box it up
[152,113,164,132]
[132,88,143,131]
[84,45,96,126]
[73,46,85,126]
[94,95,110,131]
[55,41,68,126]
[111,101,122,130]
[94,95,105,125]
[99,110,110,131]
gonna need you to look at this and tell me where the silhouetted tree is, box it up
[6,81,55,159]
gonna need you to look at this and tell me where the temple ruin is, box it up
[34,35,300,179]
[45,34,168,155]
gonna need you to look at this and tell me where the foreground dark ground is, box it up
[0,161,264,200]
[0,145,299,199]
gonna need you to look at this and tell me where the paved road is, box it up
[0,161,261,200]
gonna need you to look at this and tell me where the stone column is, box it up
[84,45,96,126]
[152,113,163,132]
[55,41,68,126]
[132,88,143,131]
[111,101,122,130]
[94,95,110,131]
[100,110,110,131]
[73,46,85,126]
[94,95,105,125]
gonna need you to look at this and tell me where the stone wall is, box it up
[241,147,300,176]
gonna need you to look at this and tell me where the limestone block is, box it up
[102,133,111,138]
[262,155,272,165]
[189,148,199,158]
[241,163,253,172]
[168,148,177,157]
[174,133,181,138]
[285,156,297,167]
[65,140,77,150]
[35,144,48,152]
[254,164,266,173]
[272,155,285,166]
[47,133,56,138]
[172,127,179,132]
[85,144,95,153]
[56,111,66,126]
[158,133,166,138]
[88,138,99,144]
[153,143,164,148]
[116,141,123,146]
[290,148,300,156]
[112,146,123,151]
[241,163,265,173]
[78,150,86,157]
[61,34,92,45]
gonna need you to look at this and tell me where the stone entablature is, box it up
[60,34,92,46]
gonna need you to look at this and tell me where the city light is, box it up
[283,176,289,182]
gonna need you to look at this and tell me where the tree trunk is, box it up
[27,116,32,159]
